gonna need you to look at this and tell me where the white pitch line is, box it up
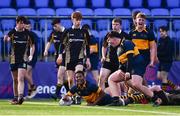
[25,102,179,115]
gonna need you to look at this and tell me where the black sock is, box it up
[55,84,63,96]
[113,96,120,102]
[63,81,69,92]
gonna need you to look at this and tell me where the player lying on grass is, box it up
[60,66,131,106]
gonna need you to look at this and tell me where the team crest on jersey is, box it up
[132,34,136,36]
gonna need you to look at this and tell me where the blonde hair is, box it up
[136,12,146,19]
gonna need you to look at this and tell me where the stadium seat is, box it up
[91,30,99,38]
[61,20,72,28]
[129,0,143,8]
[176,30,180,41]
[122,20,130,30]
[37,8,55,16]
[75,8,94,16]
[173,20,180,30]
[132,8,151,16]
[72,0,86,8]
[91,0,106,8]
[94,8,112,16]
[113,8,131,16]
[16,0,30,8]
[96,19,111,30]
[147,0,161,8]
[17,8,36,16]
[99,30,108,41]
[81,20,93,29]
[32,30,42,39]
[0,0,11,8]
[170,8,180,16]
[56,8,73,16]
[154,20,168,30]
[1,19,15,31]
[53,0,68,8]
[110,0,124,8]
[0,8,17,16]
[151,8,169,16]
[39,19,52,31]
[169,31,176,39]
[34,0,49,8]
[166,0,180,8]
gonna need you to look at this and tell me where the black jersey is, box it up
[157,36,173,63]
[8,28,34,64]
[48,30,64,55]
[60,27,90,64]
[102,31,130,64]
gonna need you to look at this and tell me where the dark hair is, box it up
[159,26,168,32]
[24,20,31,25]
[107,31,122,39]
[82,24,91,30]
[51,19,60,26]
[75,70,84,76]
[132,10,141,19]
[71,11,82,20]
[16,16,26,23]
[112,17,122,25]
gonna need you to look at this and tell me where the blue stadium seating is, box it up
[96,19,110,30]
[151,8,169,16]
[99,30,108,41]
[61,20,72,28]
[53,0,68,8]
[147,0,161,8]
[173,20,180,30]
[33,30,42,39]
[129,0,143,8]
[0,8,17,16]
[56,8,73,16]
[16,0,30,8]
[37,8,55,16]
[166,0,180,8]
[91,30,99,38]
[18,8,36,16]
[122,20,130,30]
[170,8,180,16]
[72,0,86,8]
[34,0,49,8]
[91,0,106,8]
[75,8,94,16]
[0,0,11,8]
[39,19,52,31]
[132,8,151,16]
[113,8,131,16]
[169,31,176,39]
[176,30,180,41]
[81,20,93,29]
[94,8,112,16]
[154,20,168,30]
[0,31,3,38]
[1,19,15,31]
[110,0,124,8]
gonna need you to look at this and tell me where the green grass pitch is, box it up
[0,99,180,116]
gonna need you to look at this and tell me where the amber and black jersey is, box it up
[48,30,64,56]
[60,27,90,64]
[129,28,156,54]
[67,80,102,104]
[103,31,130,64]
[8,28,34,64]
